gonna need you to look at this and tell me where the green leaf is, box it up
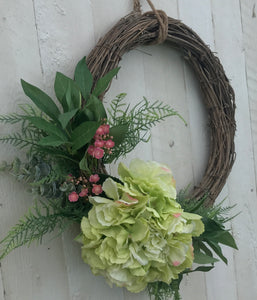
[85,95,107,121]
[26,116,67,141]
[193,251,219,264]
[109,124,129,145]
[92,67,120,97]
[198,241,213,257]
[38,135,67,147]
[183,266,214,273]
[71,121,99,152]
[79,155,90,172]
[205,240,228,264]
[209,230,238,249]
[54,72,81,111]
[58,109,79,129]
[21,79,61,122]
[202,219,238,249]
[74,56,93,99]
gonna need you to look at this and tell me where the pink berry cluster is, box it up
[66,173,103,203]
[87,123,115,159]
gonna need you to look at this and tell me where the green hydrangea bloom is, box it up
[79,159,204,293]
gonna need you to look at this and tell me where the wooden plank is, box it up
[0,1,70,300]
[240,0,257,183]
[211,1,257,299]
[176,1,217,299]
[32,0,96,97]
[0,265,5,300]
[32,1,125,299]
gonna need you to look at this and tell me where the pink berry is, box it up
[96,126,105,135]
[94,139,105,148]
[92,184,103,195]
[105,139,115,149]
[89,174,100,183]
[87,145,95,156]
[79,188,88,197]
[102,124,110,134]
[94,147,104,159]
[68,191,79,202]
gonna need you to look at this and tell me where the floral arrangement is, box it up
[0,57,237,299]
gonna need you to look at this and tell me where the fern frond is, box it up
[0,132,39,149]
[105,95,185,163]
[0,113,25,124]
[0,199,69,260]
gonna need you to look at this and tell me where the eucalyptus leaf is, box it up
[92,67,120,97]
[21,79,61,122]
[74,56,93,99]
[71,121,99,152]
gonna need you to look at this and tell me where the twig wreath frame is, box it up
[0,1,239,297]
[86,0,236,205]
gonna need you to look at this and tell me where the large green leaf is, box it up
[183,266,214,274]
[205,240,228,264]
[38,135,67,147]
[193,251,219,264]
[71,121,99,152]
[74,56,93,99]
[203,230,238,250]
[84,95,107,121]
[79,154,90,172]
[109,124,129,145]
[21,79,61,122]
[54,72,81,111]
[92,67,120,97]
[202,219,238,249]
[26,116,68,141]
[58,109,79,129]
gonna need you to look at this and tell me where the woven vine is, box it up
[86,0,236,205]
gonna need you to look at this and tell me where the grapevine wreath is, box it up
[0,0,237,299]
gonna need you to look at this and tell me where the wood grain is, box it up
[0,0,256,299]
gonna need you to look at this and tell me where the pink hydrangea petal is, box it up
[173,213,182,218]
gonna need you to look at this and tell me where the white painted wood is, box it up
[240,0,257,184]
[0,0,257,299]
[0,1,70,300]
[211,1,257,300]
[0,266,5,300]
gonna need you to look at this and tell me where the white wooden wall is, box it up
[0,1,257,299]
